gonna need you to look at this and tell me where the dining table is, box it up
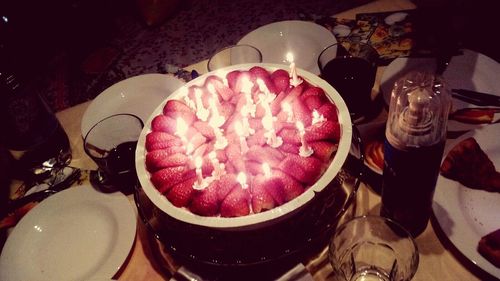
[5,0,497,280]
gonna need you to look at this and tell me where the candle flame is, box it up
[195,156,202,169]
[262,163,271,177]
[286,52,294,63]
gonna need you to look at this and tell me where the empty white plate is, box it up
[0,185,136,281]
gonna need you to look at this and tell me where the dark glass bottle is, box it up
[380,71,451,237]
[0,70,71,181]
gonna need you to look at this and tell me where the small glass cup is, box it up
[84,114,144,194]
[329,215,419,281]
[207,44,262,72]
[318,42,378,123]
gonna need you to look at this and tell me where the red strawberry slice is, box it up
[251,175,277,213]
[189,182,219,216]
[226,70,242,90]
[152,166,196,193]
[272,75,290,95]
[249,117,263,131]
[146,152,188,172]
[167,177,197,207]
[245,160,263,176]
[249,66,269,79]
[219,102,235,125]
[317,103,338,122]
[201,156,214,177]
[193,120,215,139]
[216,173,238,202]
[282,83,305,105]
[220,186,250,217]
[225,161,237,174]
[301,86,327,102]
[278,154,324,184]
[271,69,289,80]
[151,115,177,134]
[279,142,300,154]
[278,128,301,145]
[303,95,325,111]
[273,169,304,201]
[163,100,196,126]
[259,175,286,206]
[305,120,340,142]
[188,132,207,153]
[255,76,278,96]
[274,119,296,133]
[145,132,182,151]
[246,145,283,167]
[246,129,267,147]
[233,71,256,94]
[310,141,338,162]
[206,76,234,101]
[225,143,245,172]
[292,99,312,127]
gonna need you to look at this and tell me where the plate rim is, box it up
[0,185,137,281]
[433,123,500,278]
[81,73,185,137]
[237,20,337,75]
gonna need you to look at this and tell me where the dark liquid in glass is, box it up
[93,141,138,193]
[381,139,445,237]
[320,57,376,118]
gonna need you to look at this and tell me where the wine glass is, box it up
[83,114,144,194]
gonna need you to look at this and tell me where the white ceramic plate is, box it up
[0,186,137,281]
[135,63,352,229]
[81,74,185,137]
[238,20,337,75]
[433,123,500,278]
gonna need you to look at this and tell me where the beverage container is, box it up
[380,71,451,237]
[318,42,378,122]
[0,70,71,181]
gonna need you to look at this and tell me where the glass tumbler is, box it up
[207,44,262,71]
[329,215,419,281]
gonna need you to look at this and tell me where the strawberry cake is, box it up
[136,64,352,228]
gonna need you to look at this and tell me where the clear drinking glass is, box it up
[83,114,143,194]
[207,44,262,71]
[329,215,419,281]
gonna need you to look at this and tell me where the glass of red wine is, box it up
[318,42,379,123]
[83,114,144,194]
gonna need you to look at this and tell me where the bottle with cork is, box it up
[380,71,451,237]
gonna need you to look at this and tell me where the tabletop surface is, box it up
[7,0,499,280]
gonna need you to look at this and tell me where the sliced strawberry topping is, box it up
[167,177,197,207]
[146,152,188,172]
[246,145,284,167]
[225,143,245,172]
[301,86,327,101]
[245,160,262,176]
[278,128,301,145]
[163,100,196,125]
[249,66,269,79]
[216,173,239,202]
[189,182,219,216]
[251,175,277,213]
[282,83,305,105]
[151,115,177,134]
[271,69,290,93]
[310,141,338,162]
[246,129,267,147]
[261,176,286,206]
[303,95,325,111]
[273,169,304,201]
[305,120,340,142]
[220,186,250,217]
[317,103,338,122]
[226,70,241,90]
[270,91,287,115]
[152,166,196,193]
[292,98,312,127]
[219,102,235,125]
[278,154,324,184]
[145,132,182,151]
[193,121,215,140]
[279,142,300,154]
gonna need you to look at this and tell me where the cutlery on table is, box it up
[451,89,500,107]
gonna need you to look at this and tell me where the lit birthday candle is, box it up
[281,102,293,122]
[234,121,249,154]
[237,172,248,189]
[241,76,256,118]
[192,156,208,190]
[194,88,210,121]
[286,52,302,87]
[312,109,326,125]
[260,94,283,148]
[208,151,225,179]
[296,121,313,157]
